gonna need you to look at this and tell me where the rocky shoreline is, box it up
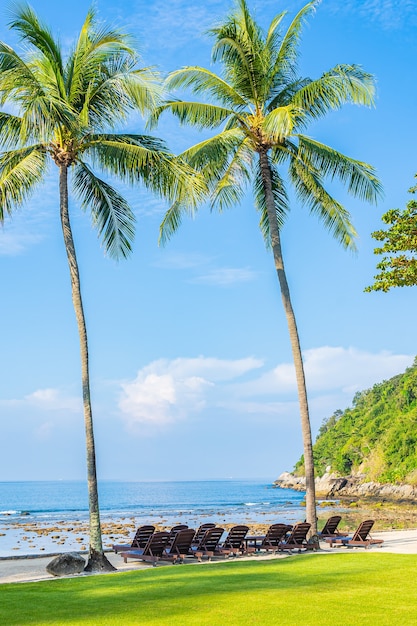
[275,469,417,531]
[275,469,417,502]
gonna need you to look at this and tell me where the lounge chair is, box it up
[248,523,293,554]
[215,525,249,556]
[120,531,171,566]
[278,522,314,552]
[112,524,155,554]
[166,524,189,549]
[161,528,196,563]
[191,523,216,546]
[192,527,225,562]
[325,520,384,549]
[317,515,348,539]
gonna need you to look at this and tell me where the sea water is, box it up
[0,479,307,556]
[0,479,305,524]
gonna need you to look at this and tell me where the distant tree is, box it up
[151,0,382,533]
[366,183,417,292]
[0,5,197,571]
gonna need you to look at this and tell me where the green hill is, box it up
[294,357,417,484]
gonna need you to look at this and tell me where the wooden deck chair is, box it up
[162,528,196,563]
[253,524,293,554]
[112,524,155,554]
[191,523,216,546]
[120,531,171,566]
[325,520,384,549]
[318,516,348,538]
[278,522,314,553]
[166,524,189,549]
[215,525,249,556]
[193,527,225,562]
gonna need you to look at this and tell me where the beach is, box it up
[1,528,417,585]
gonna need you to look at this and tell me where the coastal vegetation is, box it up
[151,0,382,533]
[0,6,198,571]
[295,358,417,484]
[366,180,417,292]
[1,554,416,625]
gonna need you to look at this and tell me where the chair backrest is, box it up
[352,520,374,542]
[262,524,292,547]
[167,524,189,547]
[142,531,171,557]
[197,527,225,551]
[321,516,341,535]
[285,522,311,545]
[192,523,216,545]
[167,528,195,555]
[223,525,249,549]
[131,525,155,548]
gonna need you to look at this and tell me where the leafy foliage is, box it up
[295,361,417,483]
[0,5,202,257]
[366,181,417,292]
[153,0,382,247]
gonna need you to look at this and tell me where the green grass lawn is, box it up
[1,553,416,625]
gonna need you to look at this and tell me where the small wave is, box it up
[0,510,18,516]
[244,502,257,507]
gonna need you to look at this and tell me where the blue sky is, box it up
[0,0,416,482]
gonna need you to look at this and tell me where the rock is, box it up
[275,471,417,502]
[46,553,86,577]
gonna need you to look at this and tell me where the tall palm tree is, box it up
[151,0,382,533]
[0,5,199,570]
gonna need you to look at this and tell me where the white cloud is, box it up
[7,388,82,412]
[325,0,417,30]
[118,356,263,428]
[117,348,414,433]
[191,267,257,286]
[0,230,45,256]
[153,251,212,270]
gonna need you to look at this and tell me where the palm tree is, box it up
[0,5,199,570]
[151,0,382,533]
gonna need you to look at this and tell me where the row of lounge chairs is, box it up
[112,516,384,566]
[113,521,317,566]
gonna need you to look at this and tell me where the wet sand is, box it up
[1,497,416,558]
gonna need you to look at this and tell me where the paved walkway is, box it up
[1,529,416,584]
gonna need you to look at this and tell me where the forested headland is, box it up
[292,358,417,487]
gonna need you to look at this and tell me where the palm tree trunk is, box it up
[258,149,317,535]
[59,165,115,571]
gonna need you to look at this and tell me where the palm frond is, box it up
[0,145,46,220]
[165,67,248,110]
[297,135,383,203]
[0,42,76,137]
[289,155,358,250]
[262,105,301,142]
[210,137,254,210]
[178,128,247,176]
[253,158,288,245]
[292,65,376,123]
[150,100,236,130]
[210,0,265,105]
[8,4,65,90]
[0,112,24,148]
[72,161,135,260]
[85,133,207,206]
[159,200,195,246]
[267,78,311,112]
[269,1,318,83]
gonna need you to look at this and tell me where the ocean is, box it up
[0,479,307,557]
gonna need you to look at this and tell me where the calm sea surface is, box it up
[0,479,305,525]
